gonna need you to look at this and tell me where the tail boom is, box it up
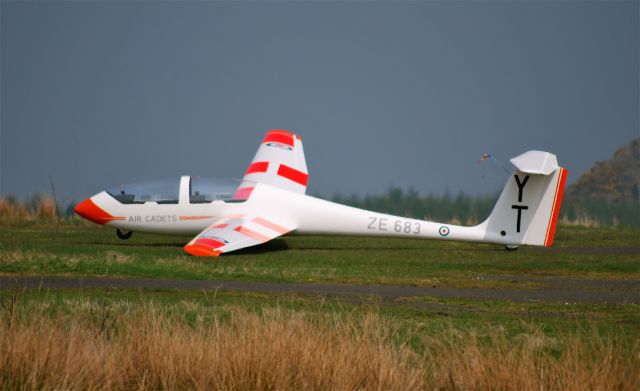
[248,150,567,248]
[296,150,568,248]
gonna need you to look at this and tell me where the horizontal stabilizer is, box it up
[510,151,559,175]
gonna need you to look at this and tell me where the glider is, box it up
[75,129,568,256]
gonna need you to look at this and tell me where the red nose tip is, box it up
[74,198,123,225]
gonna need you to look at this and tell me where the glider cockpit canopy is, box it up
[106,177,252,205]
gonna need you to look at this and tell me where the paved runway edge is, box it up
[0,276,638,304]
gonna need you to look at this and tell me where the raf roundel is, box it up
[439,226,450,237]
[266,142,293,151]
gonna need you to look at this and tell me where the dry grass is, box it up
[0,198,30,223]
[0,298,637,390]
[0,302,423,390]
[0,195,58,225]
[560,214,602,228]
[426,326,639,390]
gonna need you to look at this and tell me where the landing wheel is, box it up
[116,229,132,240]
[505,245,519,251]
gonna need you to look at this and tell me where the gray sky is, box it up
[1,1,638,204]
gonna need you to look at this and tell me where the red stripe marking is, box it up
[210,223,229,229]
[544,168,568,247]
[195,238,227,249]
[264,131,294,147]
[245,161,269,175]
[234,225,271,242]
[179,215,214,221]
[233,187,254,200]
[252,217,289,234]
[267,129,293,137]
[277,164,308,186]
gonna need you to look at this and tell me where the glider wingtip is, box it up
[183,244,222,257]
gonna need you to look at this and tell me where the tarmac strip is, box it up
[1,276,638,304]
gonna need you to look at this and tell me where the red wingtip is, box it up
[184,244,222,257]
[74,198,124,225]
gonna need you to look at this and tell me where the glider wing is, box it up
[183,214,296,256]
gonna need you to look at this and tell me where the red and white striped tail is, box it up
[239,130,308,196]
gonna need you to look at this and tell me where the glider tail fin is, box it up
[241,129,308,195]
[483,151,568,247]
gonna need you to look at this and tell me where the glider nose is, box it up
[74,197,117,225]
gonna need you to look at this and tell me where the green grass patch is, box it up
[0,225,638,286]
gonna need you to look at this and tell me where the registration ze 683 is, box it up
[367,216,420,235]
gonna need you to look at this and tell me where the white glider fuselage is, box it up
[75,130,568,256]
[90,183,484,242]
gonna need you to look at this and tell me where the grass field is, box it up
[0,224,639,389]
[0,224,638,286]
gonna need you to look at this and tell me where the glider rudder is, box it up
[482,151,568,247]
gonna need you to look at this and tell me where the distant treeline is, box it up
[561,199,640,228]
[1,188,638,227]
[330,188,497,226]
[328,186,640,228]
